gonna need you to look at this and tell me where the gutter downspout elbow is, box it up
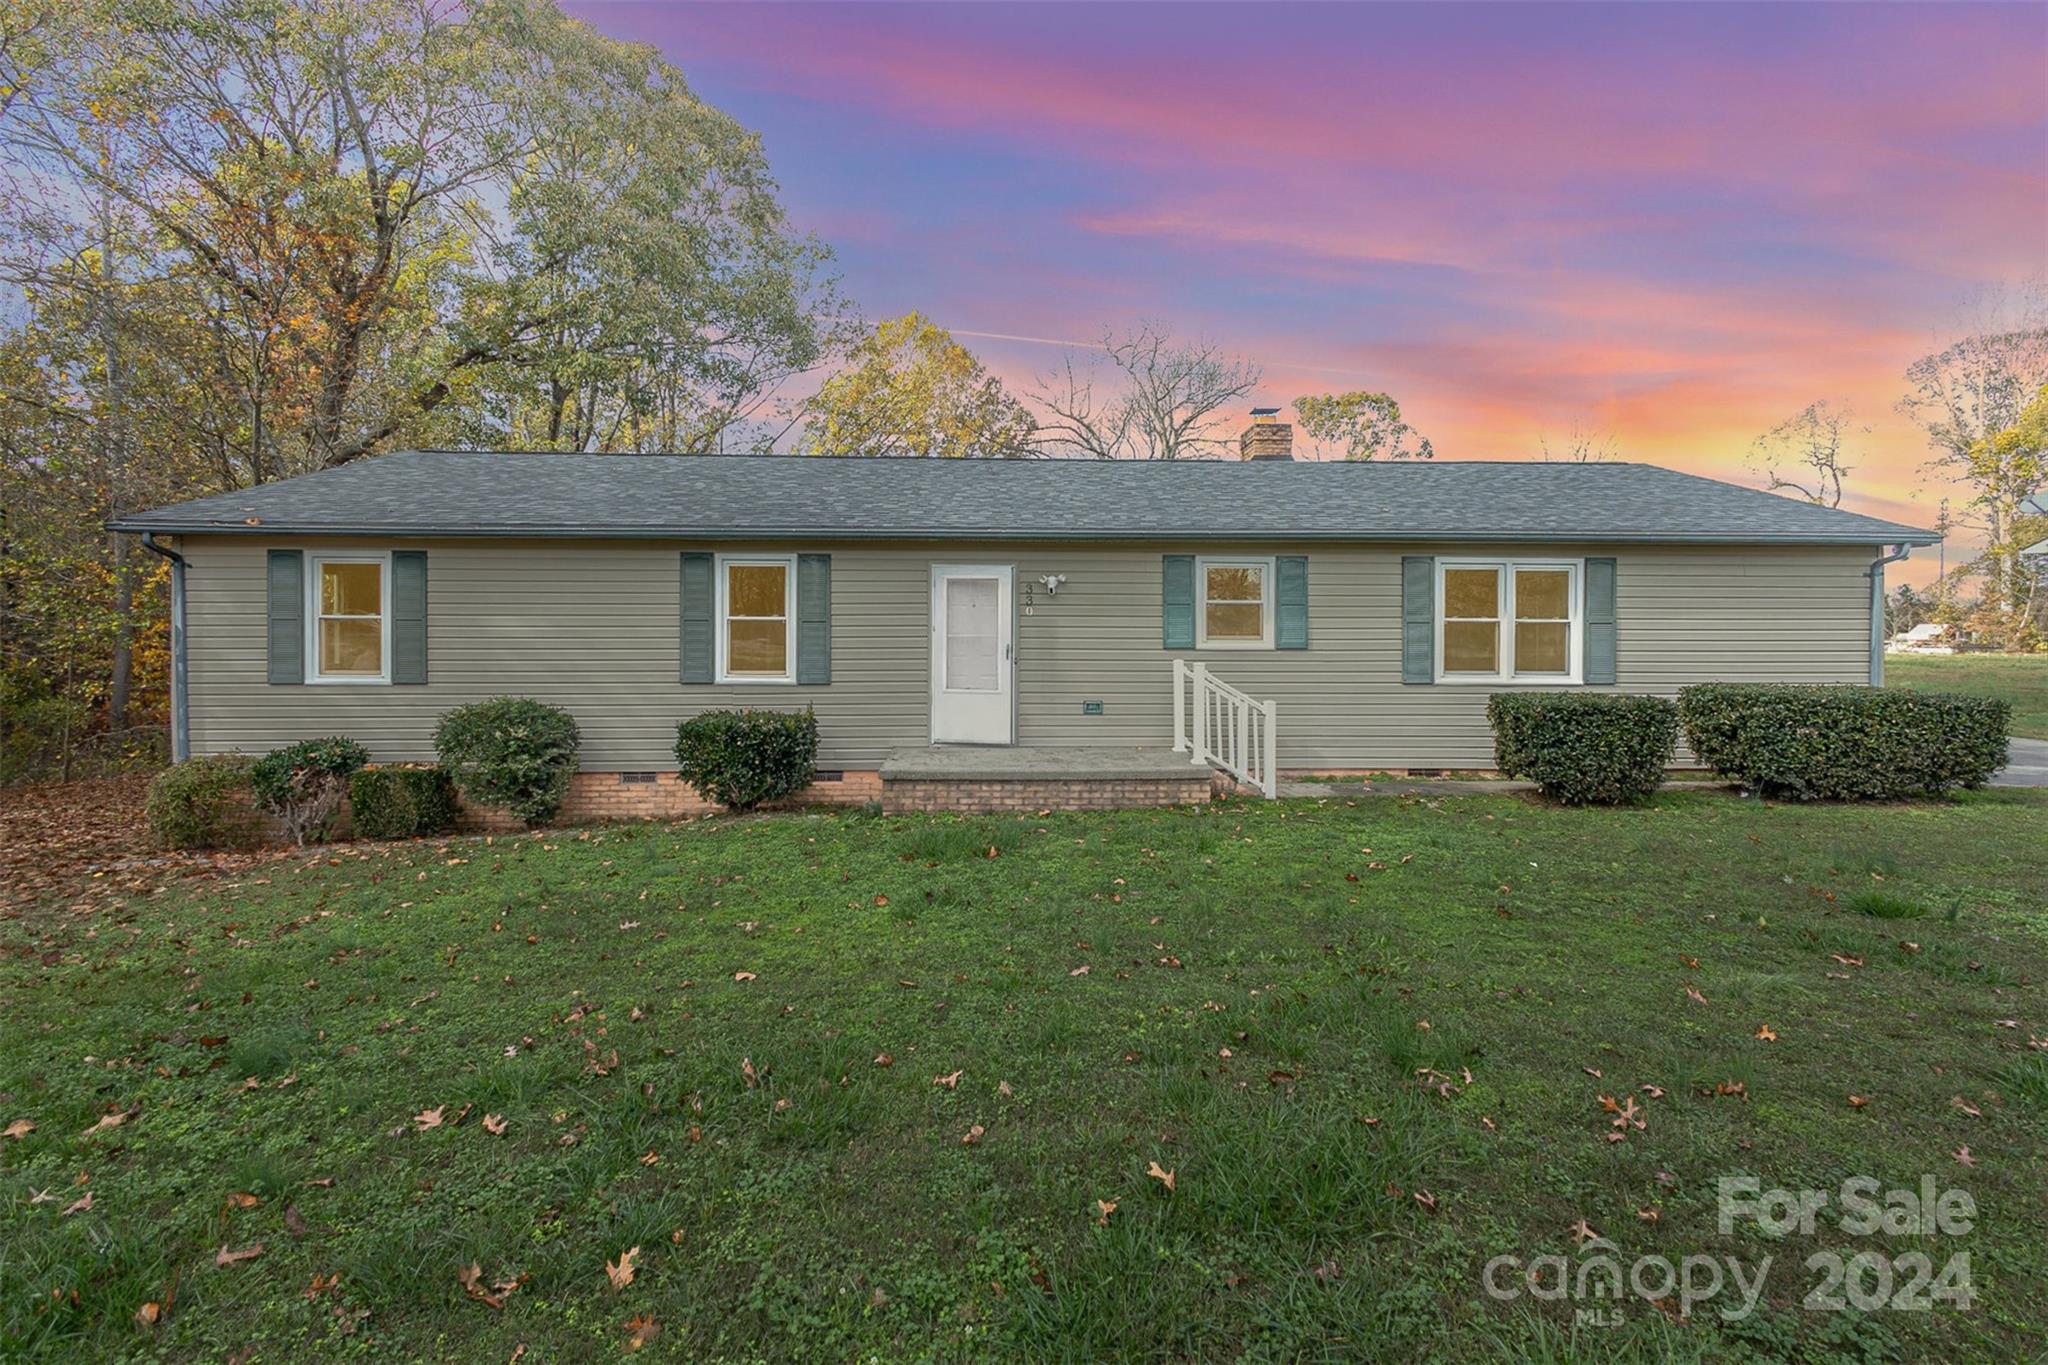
[139,533,189,763]
[1868,543,1911,687]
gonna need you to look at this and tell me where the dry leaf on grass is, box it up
[483,1114,507,1136]
[458,1262,505,1309]
[61,1191,93,1216]
[134,1302,162,1327]
[3,1119,32,1140]
[733,971,756,982]
[1094,1199,1117,1226]
[933,1070,962,1089]
[1146,1161,1176,1193]
[215,1243,264,1267]
[82,1107,137,1137]
[225,1191,261,1210]
[625,1313,662,1349]
[961,1125,985,1146]
[606,1246,641,1290]
[1754,1024,1778,1042]
[414,1106,445,1131]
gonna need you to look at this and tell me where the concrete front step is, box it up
[879,746,1214,813]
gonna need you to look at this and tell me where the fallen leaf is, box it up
[61,1191,93,1216]
[1094,1198,1117,1226]
[3,1119,32,1140]
[1848,1094,1869,1109]
[1637,1206,1661,1223]
[998,1080,1014,1098]
[1146,1160,1177,1193]
[1831,953,1864,967]
[625,1313,663,1350]
[639,1149,660,1167]
[961,1125,985,1146]
[1684,986,1707,1005]
[225,1191,261,1210]
[873,1052,893,1067]
[872,895,890,907]
[741,1057,759,1089]
[1754,1024,1778,1042]
[483,1114,507,1136]
[305,1272,340,1300]
[134,1302,162,1328]
[606,1246,641,1291]
[82,1107,137,1137]
[458,1262,505,1309]
[933,1070,962,1089]
[1954,1145,1976,1168]
[1412,1190,1437,1213]
[215,1243,264,1267]
[414,1106,445,1131]
[1568,1218,1599,1244]
[1068,965,1090,977]
[1951,1095,1982,1117]
[733,971,756,982]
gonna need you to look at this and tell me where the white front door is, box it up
[930,564,1014,744]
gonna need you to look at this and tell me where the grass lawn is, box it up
[4,791,2046,1360]
[1886,653,2048,739]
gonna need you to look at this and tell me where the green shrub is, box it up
[674,708,819,811]
[1487,692,1678,805]
[1678,684,2008,801]
[349,766,458,840]
[434,697,580,827]
[144,754,261,849]
[250,737,370,845]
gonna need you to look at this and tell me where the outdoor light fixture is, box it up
[1037,574,1067,596]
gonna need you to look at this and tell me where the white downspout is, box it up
[1868,543,1911,686]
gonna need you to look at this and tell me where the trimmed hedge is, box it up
[435,697,580,827]
[674,708,819,811]
[350,766,458,840]
[250,737,370,845]
[1488,692,1678,805]
[145,754,261,849]
[1678,684,2008,801]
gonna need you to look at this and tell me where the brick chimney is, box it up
[1239,407,1293,461]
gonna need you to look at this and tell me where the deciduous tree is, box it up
[799,313,1034,458]
[1293,391,1434,461]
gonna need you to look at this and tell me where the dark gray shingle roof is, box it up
[113,450,1938,545]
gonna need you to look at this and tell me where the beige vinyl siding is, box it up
[180,536,1876,771]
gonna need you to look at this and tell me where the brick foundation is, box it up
[879,774,1214,815]
[454,770,881,830]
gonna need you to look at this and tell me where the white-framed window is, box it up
[1196,556,1275,648]
[307,551,390,684]
[1435,558,1582,683]
[716,554,797,683]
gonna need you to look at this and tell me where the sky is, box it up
[568,1,2048,582]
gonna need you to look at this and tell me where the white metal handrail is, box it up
[1172,659,1278,798]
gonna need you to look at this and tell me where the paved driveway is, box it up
[1994,737,2048,787]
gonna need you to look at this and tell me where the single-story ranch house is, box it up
[114,415,1937,816]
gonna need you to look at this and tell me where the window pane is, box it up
[727,618,788,674]
[321,561,382,615]
[1205,564,1264,604]
[319,618,382,675]
[944,578,1000,691]
[1515,622,1570,674]
[727,564,787,618]
[1443,620,1498,673]
[1516,569,1571,621]
[1205,602,1265,641]
[1443,568,1499,619]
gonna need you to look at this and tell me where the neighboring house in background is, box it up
[113,415,1937,815]
[1887,622,1960,654]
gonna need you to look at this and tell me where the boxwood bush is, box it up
[1678,683,2008,800]
[349,766,459,840]
[144,753,262,849]
[435,697,581,827]
[250,737,370,845]
[674,708,819,811]
[1487,692,1678,805]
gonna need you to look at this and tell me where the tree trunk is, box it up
[100,186,134,732]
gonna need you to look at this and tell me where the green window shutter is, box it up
[796,553,832,684]
[1584,557,1617,685]
[1400,555,1434,684]
[1161,555,1195,649]
[680,552,714,684]
[266,549,304,685]
[391,551,428,685]
[1275,555,1308,649]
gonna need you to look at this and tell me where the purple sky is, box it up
[570,1,2048,576]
